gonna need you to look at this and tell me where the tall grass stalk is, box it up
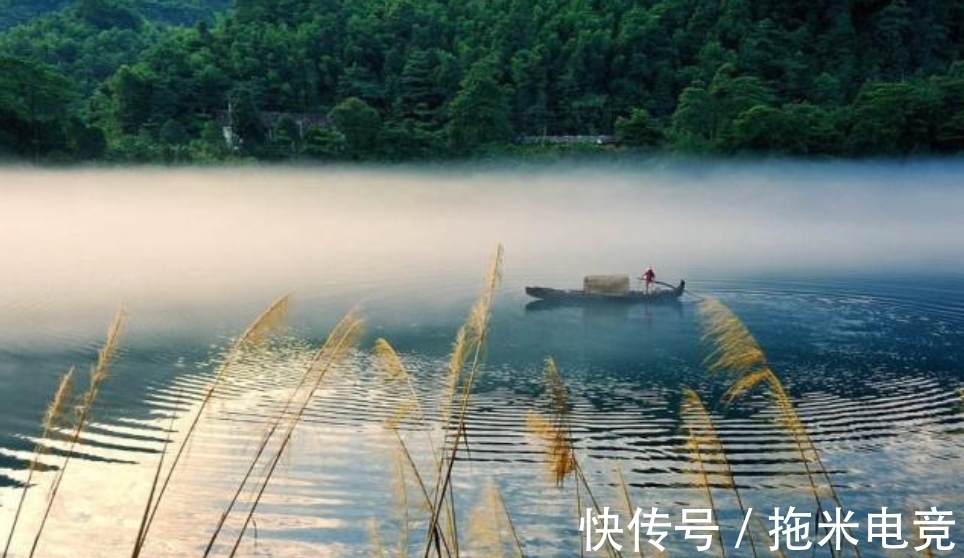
[374,337,450,558]
[527,357,621,558]
[525,358,576,486]
[131,294,290,555]
[131,386,181,558]
[467,480,524,558]
[614,464,645,558]
[28,308,125,558]
[375,337,430,431]
[391,448,412,558]
[221,309,364,558]
[370,517,387,558]
[200,309,361,556]
[680,387,760,558]
[422,244,503,558]
[699,299,859,558]
[395,432,457,558]
[490,482,524,558]
[1,367,74,558]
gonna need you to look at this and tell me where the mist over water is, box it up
[1,160,962,557]
[1,160,962,331]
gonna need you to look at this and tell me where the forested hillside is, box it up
[3,0,964,162]
[0,0,230,31]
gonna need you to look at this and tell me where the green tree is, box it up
[301,125,345,159]
[446,59,512,151]
[328,96,381,156]
[846,81,940,155]
[614,108,662,147]
[670,83,715,151]
[229,87,266,150]
[107,64,153,134]
[0,56,76,158]
[394,48,442,129]
[76,0,141,30]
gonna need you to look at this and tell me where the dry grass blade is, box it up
[29,308,126,558]
[394,432,455,558]
[467,481,523,558]
[527,357,620,558]
[391,448,412,558]
[423,244,503,558]
[680,387,756,558]
[543,357,577,485]
[753,514,789,558]
[370,517,386,558]
[468,484,497,557]
[224,309,364,558]
[614,463,644,558]
[43,369,75,434]
[377,336,448,555]
[525,357,577,487]
[490,482,524,558]
[525,412,576,486]
[699,299,768,380]
[698,298,859,558]
[375,338,428,427]
[2,367,74,558]
[132,294,290,556]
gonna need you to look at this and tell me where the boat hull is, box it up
[525,280,685,304]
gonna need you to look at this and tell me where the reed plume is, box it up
[526,357,621,558]
[680,387,760,558]
[466,480,524,558]
[29,308,125,558]
[614,463,646,558]
[367,440,420,558]
[1,367,74,558]
[376,335,459,558]
[370,517,387,558]
[525,357,576,486]
[391,448,412,558]
[222,308,364,558]
[202,318,357,557]
[131,294,290,556]
[375,337,428,428]
[422,244,503,558]
[698,299,859,558]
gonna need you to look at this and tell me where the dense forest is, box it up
[2,0,964,162]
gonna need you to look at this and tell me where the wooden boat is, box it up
[525,279,685,304]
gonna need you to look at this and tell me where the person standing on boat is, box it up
[642,267,655,293]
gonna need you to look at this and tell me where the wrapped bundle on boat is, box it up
[583,274,630,295]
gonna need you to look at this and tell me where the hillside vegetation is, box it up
[2,0,964,162]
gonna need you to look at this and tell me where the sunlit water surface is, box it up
[0,162,962,557]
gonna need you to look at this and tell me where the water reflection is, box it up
[0,162,963,557]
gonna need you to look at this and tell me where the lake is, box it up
[1,161,962,557]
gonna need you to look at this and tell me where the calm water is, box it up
[0,162,962,557]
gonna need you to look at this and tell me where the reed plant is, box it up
[197,314,358,556]
[698,298,859,558]
[4,253,906,558]
[130,294,290,556]
[613,464,647,558]
[420,244,503,558]
[371,335,441,558]
[466,480,523,558]
[23,308,125,558]
[1,368,73,558]
[679,387,758,558]
[212,308,364,557]
[367,245,507,558]
[526,356,622,558]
